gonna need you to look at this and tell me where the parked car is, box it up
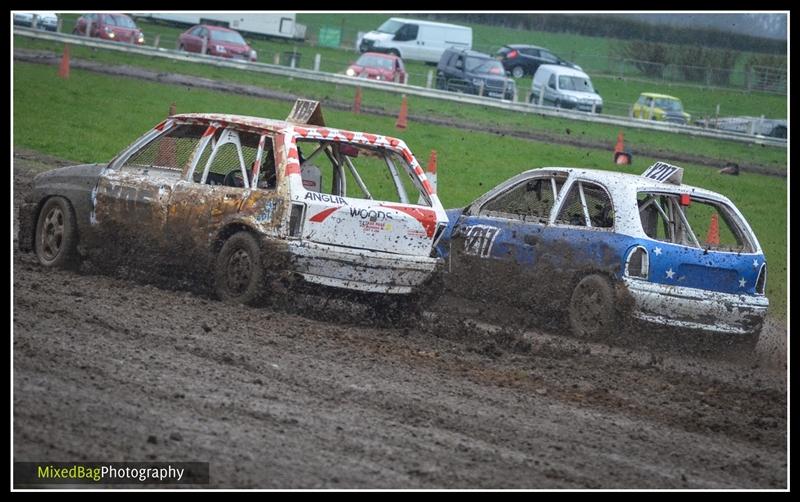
[530,64,603,113]
[73,13,145,45]
[36,12,59,31]
[17,100,448,305]
[436,48,516,100]
[178,24,257,62]
[633,93,691,124]
[695,116,786,139]
[358,17,472,63]
[435,163,768,347]
[14,12,58,31]
[496,44,581,79]
[345,52,407,83]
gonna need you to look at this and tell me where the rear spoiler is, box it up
[286,99,326,127]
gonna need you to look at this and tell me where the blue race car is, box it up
[435,162,769,346]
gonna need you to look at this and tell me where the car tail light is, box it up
[288,202,305,238]
[625,246,649,279]
[756,263,767,295]
[507,50,518,58]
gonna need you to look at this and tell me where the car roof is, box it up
[505,44,545,50]
[198,24,238,33]
[527,167,725,199]
[171,113,385,140]
[446,48,493,59]
[536,64,588,78]
[641,92,680,100]
[388,17,470,29]
[359,52,398,60]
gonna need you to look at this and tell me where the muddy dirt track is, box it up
[13,153,787,489]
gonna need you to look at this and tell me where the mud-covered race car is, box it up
[18,100,448,304]
[436,162,769,346]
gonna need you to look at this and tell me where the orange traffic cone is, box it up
[426,150,438,194]
[58,44,70,79]
[614,131,631,165]
[395,95,408,130]
[353,87,362,114]
[706,213,720,246]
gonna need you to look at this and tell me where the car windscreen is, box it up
[558,75,594,92]
[105,15,136,28]
[356,54,393,70]
[654,99,683,111]
[210,30,246,44]
[465,57,505,75]
[377,19,403,34]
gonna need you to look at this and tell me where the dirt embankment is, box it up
[13,153,787,488]
[14,48,785,178]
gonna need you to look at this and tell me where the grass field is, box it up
[12,61,787,318]
[44,13,787,121]
[13,35,788,172]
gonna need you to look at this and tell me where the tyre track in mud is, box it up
[12,154,787,488]
[14,48,785,178]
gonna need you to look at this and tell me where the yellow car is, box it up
[632,93,691,124]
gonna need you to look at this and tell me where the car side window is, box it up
[454,55,464,70]
[191,128,262,188]
[121,124,210,179]
[524,48,540,57]
[555,181,614,228]
[480,175,566,223]
[190,26,202,36]
[394,23,418,41]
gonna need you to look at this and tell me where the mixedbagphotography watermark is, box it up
[14,462,209,486]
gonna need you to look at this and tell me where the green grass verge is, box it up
[52,13,789,121]
[13,34,788,172]
[12,61,787,318]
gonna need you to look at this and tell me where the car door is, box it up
[448,174,564,304]
[521,48,540,73]
[91,125,191,263]
[393,23,421,59]
[165,125,264,265]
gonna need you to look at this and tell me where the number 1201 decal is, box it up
[463,225,500,258]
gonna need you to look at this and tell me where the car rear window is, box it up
[637,192,755,253]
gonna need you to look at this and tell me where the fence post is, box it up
[56,18,63,33]
[86,19,93,38]
[313,53,321,72]
[715,104,720,127]
[273,53,280,65]
[153,34,160,48]
[538,86,544,106]
[478,81,484,97]
[628,105,633,118]
[201,36,208,55]
[426,69,433,89]
[649,101,655,120]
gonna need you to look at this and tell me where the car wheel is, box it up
[511,65,525,79]
[568,274,618,339]
[35,196,80,270]
[554,100,562,109]
[214,231,265,305]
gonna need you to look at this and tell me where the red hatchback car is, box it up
[346,52,407,83]
[178,25,257,62]
[73,13,144,45]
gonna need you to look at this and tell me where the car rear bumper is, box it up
[623,278,769,335]
[288,240,440,294]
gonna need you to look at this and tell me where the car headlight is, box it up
[215,45,226,53]
[250,49,257,59]
[566,95,578,102]
[346,68,356,77]
[137,34,145,43]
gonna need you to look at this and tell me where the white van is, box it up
[358,18,472,64]
[529,64,603,113]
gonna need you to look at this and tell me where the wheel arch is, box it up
[210,222,261,256]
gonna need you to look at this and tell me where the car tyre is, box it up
[35,197,80,270]
[554,99,562,109]
[568,274,618,339]
[214,232,265,305]
[511,65,525,79]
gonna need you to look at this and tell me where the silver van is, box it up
[358,17,472,64]
[529,64,603,113]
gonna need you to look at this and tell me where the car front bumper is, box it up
[623,278,769,335]
[288,240,440,294]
